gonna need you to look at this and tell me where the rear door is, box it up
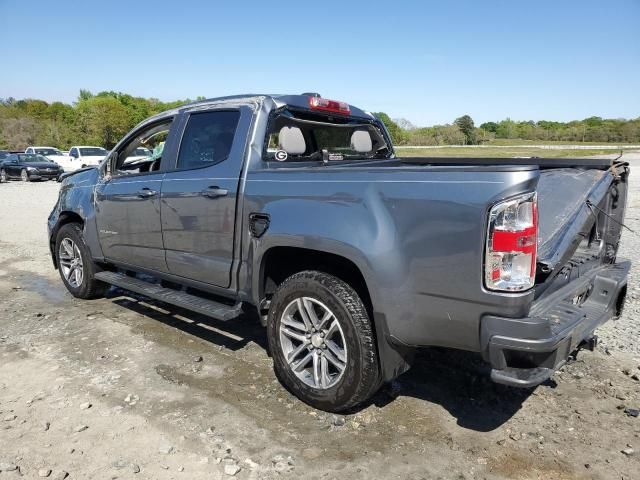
[5,155,20,177]
[95,118,178,272]
[161,106,252,287]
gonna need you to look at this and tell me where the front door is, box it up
[95,118,177,272]
[161,107,250,287]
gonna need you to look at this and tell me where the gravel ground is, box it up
[0,155,639,479]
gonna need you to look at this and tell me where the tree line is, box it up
[376,113,640,146]
[0,90,197,150]
[0,90,638,150]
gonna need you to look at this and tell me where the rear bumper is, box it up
[481,261,629,388]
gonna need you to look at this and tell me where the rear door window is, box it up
[176,111,240,170]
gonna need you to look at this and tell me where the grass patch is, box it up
[395,147,627,158]
[485,139,639,147]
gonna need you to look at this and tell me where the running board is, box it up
[95,271,242,321]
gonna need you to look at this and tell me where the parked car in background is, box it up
[25,146,69,168]
[1,153,63,182]
[122,146,152,163]
[0,151,8,182]
[47,93,630,412]
[68,146,108,168]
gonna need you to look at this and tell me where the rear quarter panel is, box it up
[243,164,540,352]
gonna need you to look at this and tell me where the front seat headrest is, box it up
[278,126,306,155]
[350,130,373,153]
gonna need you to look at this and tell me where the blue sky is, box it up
[0,0,638,126]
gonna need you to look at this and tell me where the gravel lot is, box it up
[0,155,639,479]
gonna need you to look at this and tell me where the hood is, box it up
[59,166,98,183]
[26,162,62,169]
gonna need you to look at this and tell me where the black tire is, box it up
[55,223,108,299]
[267,271,379,412]
[21,169,30,182]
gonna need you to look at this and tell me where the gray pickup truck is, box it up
[48,94,630,411]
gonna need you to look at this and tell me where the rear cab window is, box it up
[263,108,391,163]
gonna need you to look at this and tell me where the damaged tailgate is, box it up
[536,161,629,277]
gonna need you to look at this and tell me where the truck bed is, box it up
[396,156,618,170]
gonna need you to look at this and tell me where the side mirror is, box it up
[103,152,115,179]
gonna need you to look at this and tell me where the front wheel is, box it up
[55,223,108,299]
[0,169,6,183]
[267,271,380,412]
[21,169,30,182]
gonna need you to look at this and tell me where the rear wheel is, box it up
[21,169,29,182]
[55,223,108,299]
[267,271,379,412]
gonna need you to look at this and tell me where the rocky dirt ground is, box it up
[1,154,639,480]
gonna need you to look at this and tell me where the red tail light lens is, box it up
[485,192,537,292]
[308,96,351,115]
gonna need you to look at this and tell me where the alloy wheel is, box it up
[58,238,84,288]
[279,297,347,389]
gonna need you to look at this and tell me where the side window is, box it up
[176,110,240,170]
[26,148,33,154]
[112,119,173,177]
[70,148,77,157]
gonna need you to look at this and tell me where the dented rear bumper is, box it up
[481,260,629,388]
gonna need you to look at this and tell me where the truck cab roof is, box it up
[141,94,375,127]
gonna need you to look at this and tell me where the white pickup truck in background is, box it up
[68,146,108,169]
[25,146,70,168]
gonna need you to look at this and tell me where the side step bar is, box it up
[95,271,243,321]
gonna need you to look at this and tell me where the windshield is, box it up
[80,147,107,156]
[263,109,391,162]
[19,154,50,163]
[35,148,62,156]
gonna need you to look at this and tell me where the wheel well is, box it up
[260,247,373,315]
[50,212,84,268]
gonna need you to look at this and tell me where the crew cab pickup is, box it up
[68,146,109,169]
[47,94,630,411]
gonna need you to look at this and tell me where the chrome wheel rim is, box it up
[21,170,28,181]
[0,170,5,182]
[58,238,84,288]
[279,297,347,389]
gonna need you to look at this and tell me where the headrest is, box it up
[350,130,372,153]
[278,126,306,155]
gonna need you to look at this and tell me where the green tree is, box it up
[496,118,517,139]
[76,96,130,148]
[373,112,408,145]
[454,115,476,144]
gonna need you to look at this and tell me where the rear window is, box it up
[19,154,48,162]
[264,109,391,162]
[80,147,107,156]
[35,148,61,156]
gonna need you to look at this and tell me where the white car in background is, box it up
[68,146,108,169]
[25,146,70,168]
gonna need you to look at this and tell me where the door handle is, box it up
[137,188,157,198]
[202,186,228,198]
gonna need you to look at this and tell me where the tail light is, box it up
[485,192,537,292]
[308,96,351,115]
